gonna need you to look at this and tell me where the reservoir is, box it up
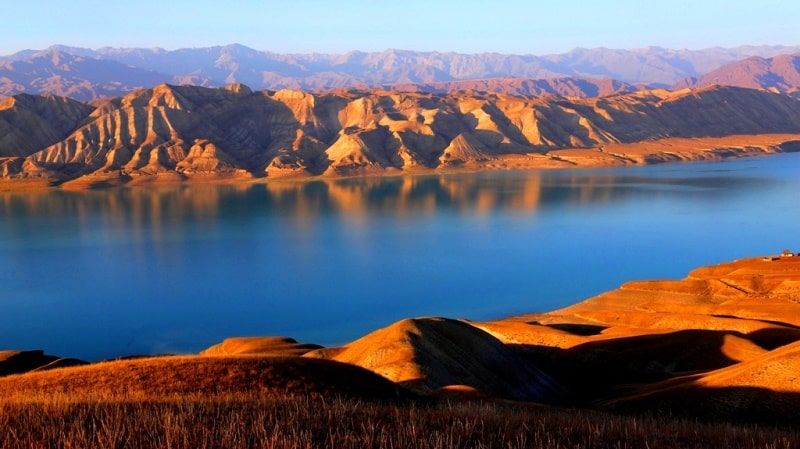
[1,153,799,360]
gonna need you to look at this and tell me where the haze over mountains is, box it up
[676,53,800,96]
[2,44,800,101]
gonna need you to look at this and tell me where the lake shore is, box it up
[3,254,800,427]
[2,133,799,191]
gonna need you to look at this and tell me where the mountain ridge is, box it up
[676,52,800,96]
[3,44,800,101]
[1,84,800,187]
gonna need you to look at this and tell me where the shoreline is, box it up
[1,133,799,192]
[2,254,800,433]
[3,254,799,374]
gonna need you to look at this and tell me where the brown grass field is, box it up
[2,394,799,448]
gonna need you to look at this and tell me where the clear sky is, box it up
[1,0,798,55]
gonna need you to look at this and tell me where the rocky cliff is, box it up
[2,84,800,186]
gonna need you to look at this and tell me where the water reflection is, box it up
[0,157,790,360]
[0,170,770,230]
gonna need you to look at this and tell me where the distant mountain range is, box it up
[2,44,800,101]
[3,83,800,186]
[676,53,800,96]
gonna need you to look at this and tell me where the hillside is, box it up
[486,255,800,422]
[676,53,800,96]
[387,76,638,97]
[0,355,413,403]
[305,317,568,402]
[2,84,800,187]
[0,50,172,100]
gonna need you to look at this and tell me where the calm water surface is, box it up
[2,154,799,360]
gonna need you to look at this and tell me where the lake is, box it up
[2,154,799,360]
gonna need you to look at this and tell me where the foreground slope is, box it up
[598,339,800,424]
[0,355,414,403]
[306,317,568,402]
[1,84,800,187]
[478,255,800,420]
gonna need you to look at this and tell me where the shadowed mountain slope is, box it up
[306,317,568,403]
[0,94,94,159]
[0,350,87,377]
[481,255,800,418]
[599,340,800,425]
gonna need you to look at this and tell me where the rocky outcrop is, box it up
[2,84,800,185]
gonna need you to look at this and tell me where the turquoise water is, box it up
[1,154,799,360]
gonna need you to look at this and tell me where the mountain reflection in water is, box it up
[0,156,795,361]
[0,170,769,226]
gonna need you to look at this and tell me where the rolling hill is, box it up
[3,255,800,426]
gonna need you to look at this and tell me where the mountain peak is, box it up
[224,83,253,95]
[220,43,259,54]
[30,48,79,66]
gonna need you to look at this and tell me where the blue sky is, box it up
[2,0,798,55]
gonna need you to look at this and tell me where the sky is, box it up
[1,0,798,55]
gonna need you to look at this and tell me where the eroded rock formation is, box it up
[1,84,800,186]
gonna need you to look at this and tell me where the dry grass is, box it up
[0,355,412,403]
[2,351,796,448]
[1,395,798,449]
